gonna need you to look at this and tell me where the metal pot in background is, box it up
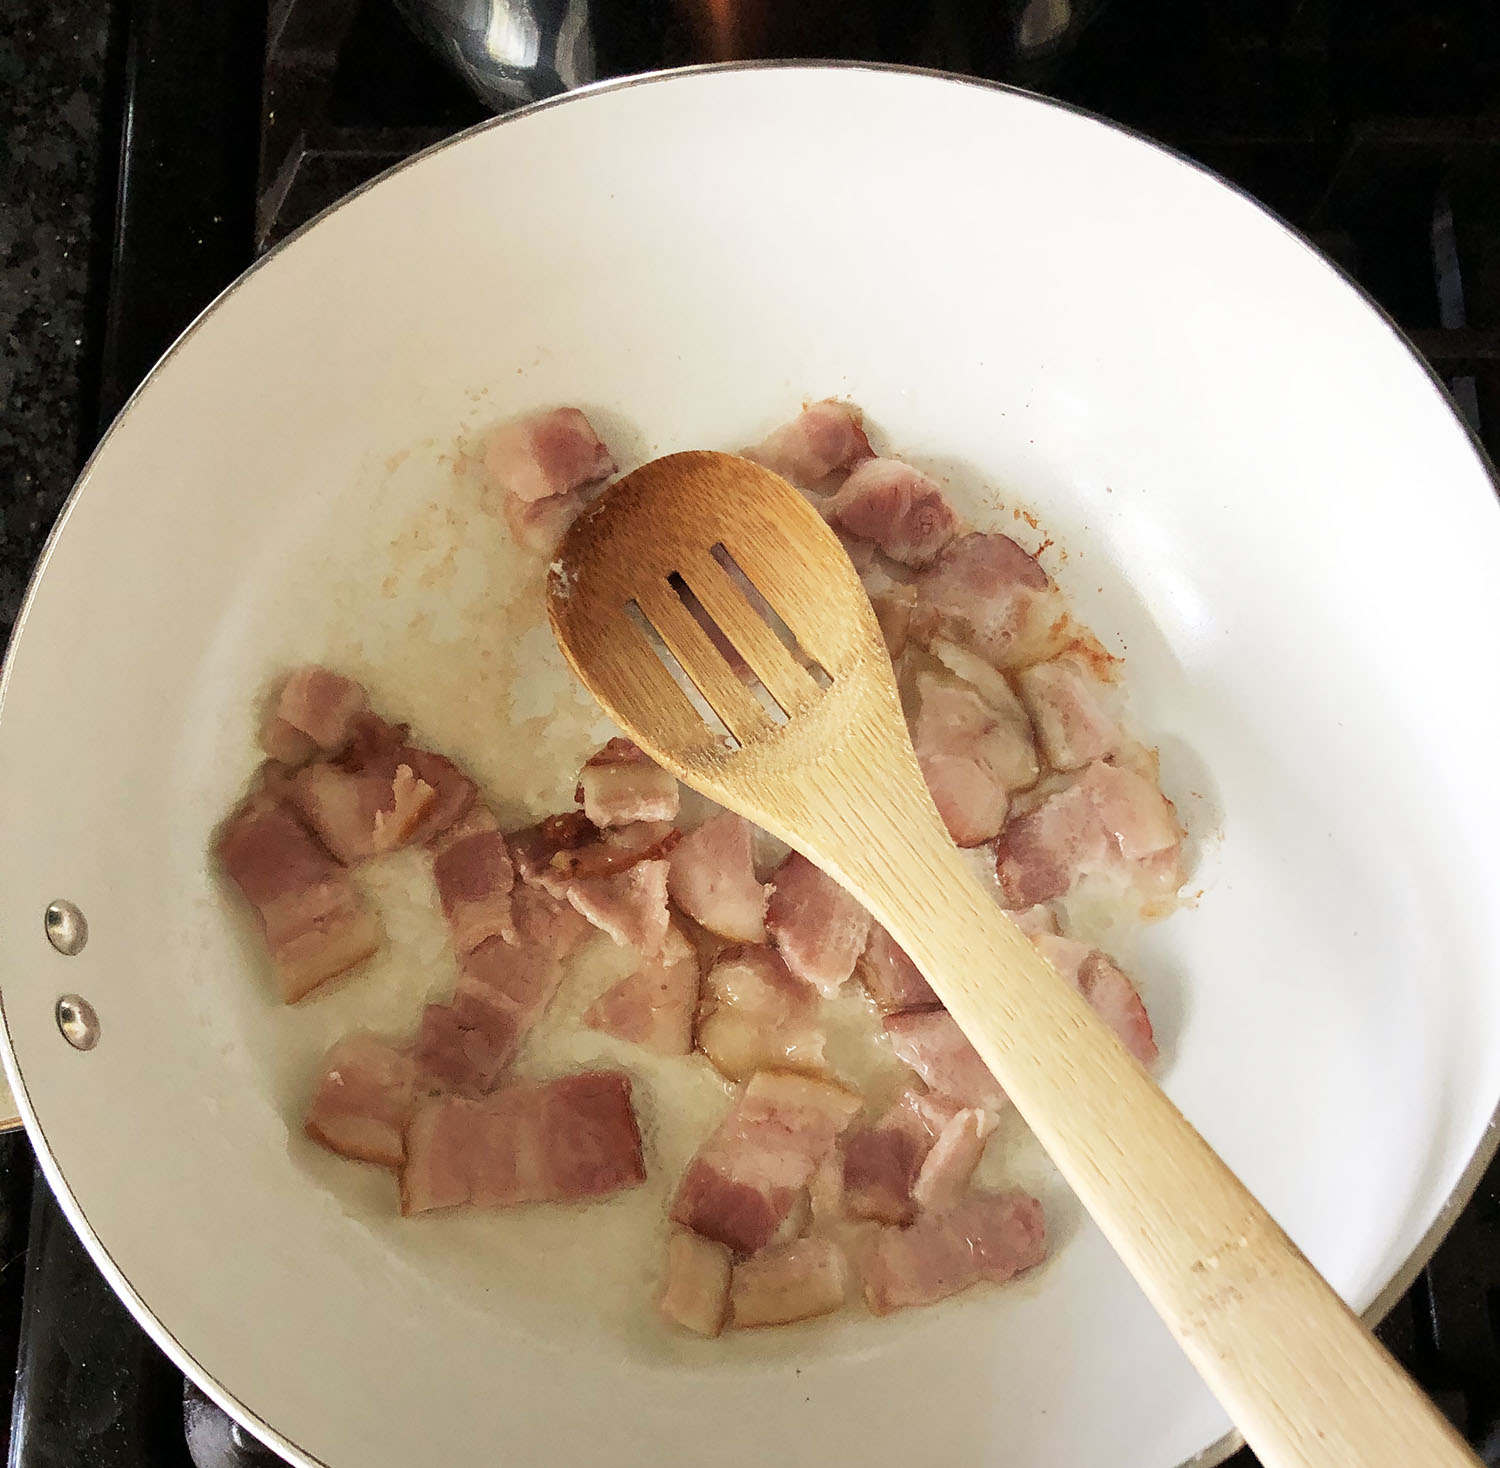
[388,0,1108,111]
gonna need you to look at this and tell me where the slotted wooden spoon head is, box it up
[546,450,935,861]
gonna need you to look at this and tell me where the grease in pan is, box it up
[215,400,1193,1338]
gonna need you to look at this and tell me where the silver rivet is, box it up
[44,901,88,956]
[55,995,99,1051]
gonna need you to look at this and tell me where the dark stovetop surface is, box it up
[3,2,1500,1465]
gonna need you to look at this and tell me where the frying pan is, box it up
[2,63,1499,1468]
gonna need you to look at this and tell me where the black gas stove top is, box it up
[6,2,1500,1464]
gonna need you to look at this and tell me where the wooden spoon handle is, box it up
[822,788,1479,1468]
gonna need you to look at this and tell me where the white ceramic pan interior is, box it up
[1,65,1499,1468]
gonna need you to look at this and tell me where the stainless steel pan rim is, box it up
[3,58,1497,1468]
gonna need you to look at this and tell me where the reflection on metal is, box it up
[55,995,100,1052]
[393,0,596,109]
[44,900,88,956]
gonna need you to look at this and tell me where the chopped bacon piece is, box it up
[909,660,1039,847]
[670,1071,860,1254]
[509,880,595,964]
[402,1071,645,1215]
[860,1191,1046,1314]
[414,885,592,1096]
[332,715,476,848]
[660,1231,733,1337]
[911,1108,997,1213]
[584,923,700,1054]
[745,400,873,491]
[828,459,960,568]
[271,667,368,754]
[568,858,671,956]
[305,1033,415,1167]
[869,582,917,659]
[668,812,768,943]
[509,811,599,895]
[503,486,587,554]
[930,644,1038,779]
[412,986,520,1098]
[993,779,1101,908]
[1084,758,1182,859]
[697,945,827,1081]
[765,853,872,997]
[995,759,1184,907]
[259,715,317,766]
[924,642,1041,790]
[856,925,938,1012]
[216,794,380,1002]
[731,1238,848,1327]
[1079,950,1158,1067]
[401,1098,470,1213]
[483,407,615,504]
[1016,657,1121,771]
[511,812,677,898]
[917,750,1010,849]
[912,532,1061,669]
[1029,930,1094,985]
[884,1009,1006,1112]
[1004,904,1058,938]
[576,739,679,827]
[1022,932,1158,1067]
[286,760,435,865]
[374,764,439,851]
[434,828,515,954]
[841,1096,937,1226]
[429,802,500,855]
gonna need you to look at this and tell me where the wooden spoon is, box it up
[547,449,1480,1468]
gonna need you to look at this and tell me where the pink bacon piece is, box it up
[290,714,476,864]
[696,945,827,1082]
[504,489,587,555]
[856,924,938,1012]
[841,1091,944,1226]
[659,1231,734,1337]
[860,1191,1047,1314]
[911,532,1061,669]
[670,1071,860,1255]
[401,1070,646,1215]
[576,738,679,827]
[568,858,671,956]
[995,758,1184,908]
[745,399,873,492]
[1031,932,1157,1068]
[260,666,367,763]
[730,1238,848,1328]
[510,812,678,899]
[765,853,872,997]
[217,793,381,1003]
[827,458,960,569]
[483,406,615,504]
[584,922,700,1055]
[909,658,1039,848]
[668,811,768,943]
[305,1032,416,1168]
[884,1009,1007,1112]
[286,760,436,865]
[413,884,592,1097]
[1015,657,1122,771]
[433,825,515,954]
[911,1107,997,1213]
